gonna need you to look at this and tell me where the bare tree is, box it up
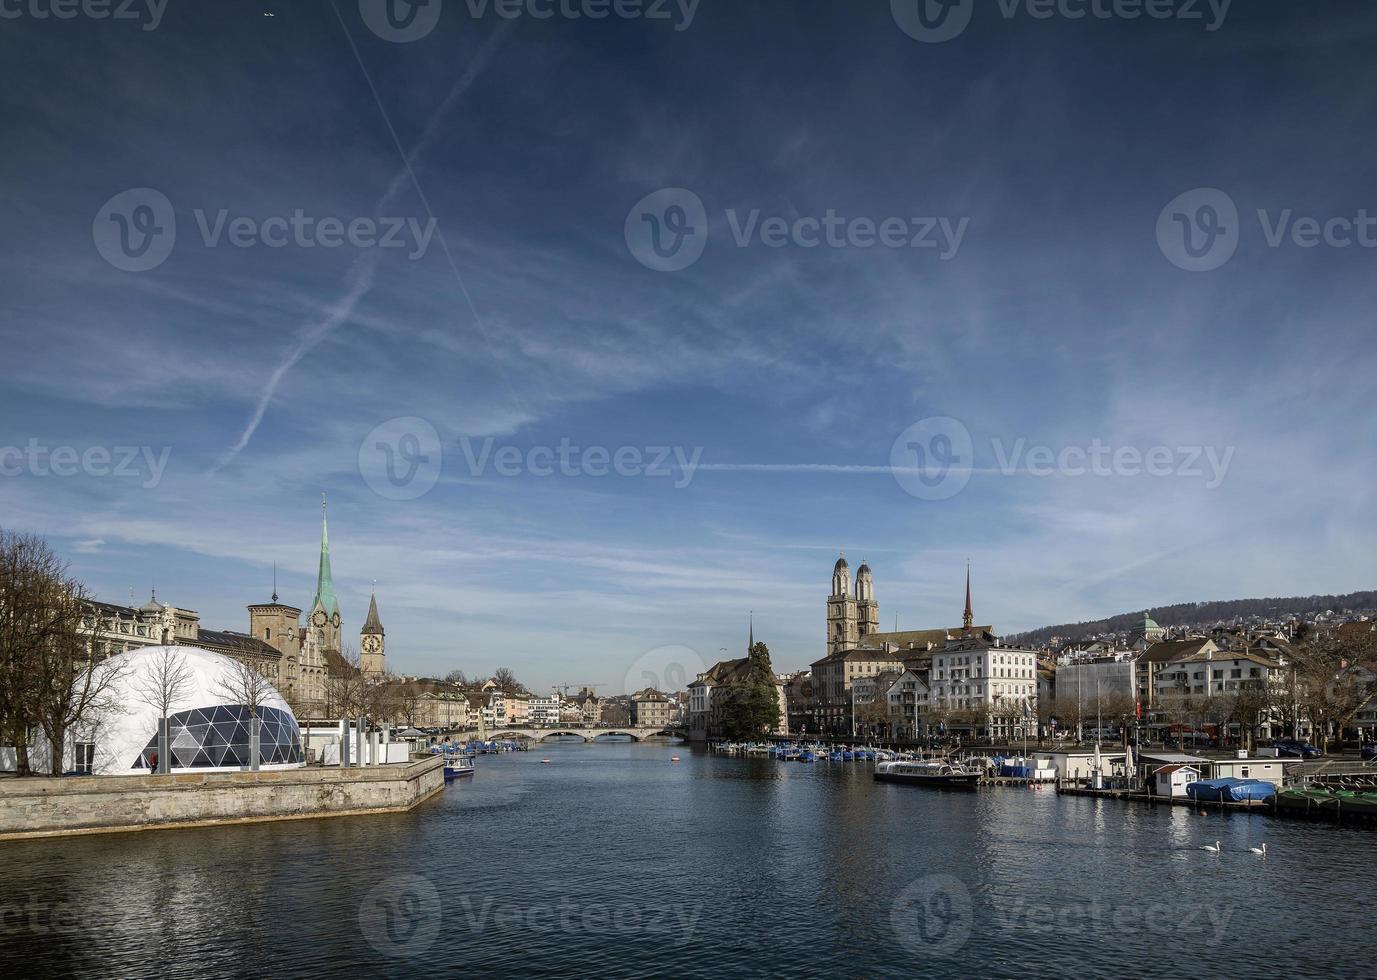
[129,646,194,775]
[324,646,367,719]
[365,672,407,725]
[491,667,524,695]
[601,702,630,727]
[212,649,280,772]
[1297,627,1377,749]
[36,649,127,776]
[1,529,118,776]
[213,653,276,718]
[1157,692,1196,750]
[444,668,469,687]
[1233,680,1271,751]
[133,645,193,724]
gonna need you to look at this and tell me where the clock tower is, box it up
[360,587,385,679]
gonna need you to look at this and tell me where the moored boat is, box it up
[873,759,981,788]
[444,754,475,780]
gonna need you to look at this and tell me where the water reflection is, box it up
[1,743,1374,978]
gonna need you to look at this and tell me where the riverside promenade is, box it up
[0,755,444,842]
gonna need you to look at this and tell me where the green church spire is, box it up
[312,493,339,617]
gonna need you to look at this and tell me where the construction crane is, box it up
[554,682,606,698]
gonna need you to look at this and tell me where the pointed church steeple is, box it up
[311,493,339,617]
[748,610,754,654]
[963,562,974,632]
[362,586,384,636]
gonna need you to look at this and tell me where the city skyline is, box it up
[3,4,1376,687]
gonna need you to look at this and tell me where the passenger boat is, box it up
[873,759,981,788]
[443,754,475,781]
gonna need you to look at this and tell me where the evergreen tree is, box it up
[719,642,779,739]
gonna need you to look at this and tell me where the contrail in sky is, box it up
[212,14,514,475]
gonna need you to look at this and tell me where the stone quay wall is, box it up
[0,755,445,841]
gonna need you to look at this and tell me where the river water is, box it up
[1,741,1373,978]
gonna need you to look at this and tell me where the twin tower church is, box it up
[825,552,981,655]
[246,499,387,713]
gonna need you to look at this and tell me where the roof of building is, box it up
[1136,638,1214,664]
[811,648,903,669]
[362,592,384,636]
[1139,752,1209,765]
[190,629,282,661]
[1153,763,1201,775]
[1161,648,1283,669]
[324,648,357,676]
[858,626,995,650]
[692,657,753,686]
[87,598,199,618]
[247,599,303,614]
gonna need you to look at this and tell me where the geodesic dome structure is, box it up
[86,645,304,775]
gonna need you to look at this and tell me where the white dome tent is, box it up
[82,645,304,776]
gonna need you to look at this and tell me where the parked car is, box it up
[1270,738,1322,759]
[1171,730,1212,746]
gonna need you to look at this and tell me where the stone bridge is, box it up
[485,727,686,743]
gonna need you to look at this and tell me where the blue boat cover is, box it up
[1186,778,1277,802]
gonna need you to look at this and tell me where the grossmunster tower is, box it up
[826,553,880,654]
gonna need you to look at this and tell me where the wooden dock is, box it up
[1056,784,1377,826]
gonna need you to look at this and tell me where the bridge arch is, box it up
[535,730,590,742]
[463,726,686,743]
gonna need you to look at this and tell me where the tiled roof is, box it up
[191,629,282,660]
[858,626,994,650]
[1136,638,1213,664]
[811,648,902,668]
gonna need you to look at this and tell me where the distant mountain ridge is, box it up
[1008,590,1377,648]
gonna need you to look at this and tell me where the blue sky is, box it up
[2,0,1375,691]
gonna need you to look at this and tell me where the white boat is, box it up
[873,759,981,788]
[443,755,475,780]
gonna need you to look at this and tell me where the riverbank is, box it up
[1057,783,1377,827]
[0,755,444,841]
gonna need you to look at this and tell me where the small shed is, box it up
[1207,758,1290,787]
[1154,763,1201,798]
[1046,750,1126,782]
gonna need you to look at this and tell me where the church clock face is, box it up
[312,610,327,628]
[331,611,341,629]
[362,635,378,654]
